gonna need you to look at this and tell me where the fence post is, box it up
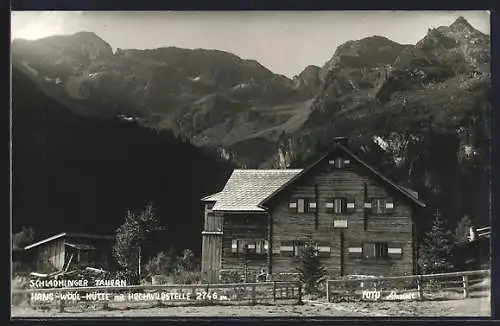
[273,281,277,304]
[103,291,109,310]
[59,298,65,313]
[191,287,197,301]
[462,275,469,299]
[297,282,303,305]
[417,276,424,300]
[326,280,329,303]
[251,284,256,305]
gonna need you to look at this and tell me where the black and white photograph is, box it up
[10,10,491,318]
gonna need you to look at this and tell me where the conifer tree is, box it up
[296,240,328,295]
[418,209,456,274]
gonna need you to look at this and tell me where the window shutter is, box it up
[372,199,385,214]
[289,200,297,212]
[385,199,395,214]
[247,242,256,253]
[272,241,280,255]
[325,200,334,213]
[346,197,356,214]
[308,201,317,213]
[317,241,331,257]
[231,240,238,253]
[363,243,376,259]
[388,246,403,259]
[256,240,263,254]
[348,246,363,258]
[280,241,294,257]
[297,199,305,213]
[334,198,343,214]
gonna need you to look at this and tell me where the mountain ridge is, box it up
[11,16,490,168]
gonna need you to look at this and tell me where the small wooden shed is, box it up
[23,232,115,274]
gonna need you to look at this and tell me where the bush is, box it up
[144,249,177,277]
[271,273,301,282]
[11,275,30,307]
[220,270,243,283]
[174,270,201,285]
[13,226,35,249]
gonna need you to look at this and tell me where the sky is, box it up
[10,11,490,78]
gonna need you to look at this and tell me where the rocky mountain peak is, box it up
[320,35,407,79]
[450,16,476,33]
[293,65,321,94]
[415,16,490,72]
[12,31,114,71]
[298,65,320,76]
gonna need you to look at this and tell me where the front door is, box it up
[201,234,222,282]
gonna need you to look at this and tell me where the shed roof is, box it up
[209,169,302,212]
[24,232,114,250]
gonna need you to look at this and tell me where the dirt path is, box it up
[330,297,491,317]
[11,303,361,318]
[11,297,490,318]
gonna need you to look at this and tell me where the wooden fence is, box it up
[326,269,490,303]
[12,281,302,312]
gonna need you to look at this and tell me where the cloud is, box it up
[11,11,84,40]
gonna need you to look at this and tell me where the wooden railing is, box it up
[326,269,490,302]
[12,281,302,312]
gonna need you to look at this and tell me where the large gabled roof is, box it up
[258,142,425,208]
[207,169,302,212]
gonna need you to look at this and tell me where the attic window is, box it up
[329,158,349,168]
[371,198,395,215]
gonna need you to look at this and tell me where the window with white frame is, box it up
[371,198,395,214]
[231,239,268,255]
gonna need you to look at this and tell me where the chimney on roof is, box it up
[334,136,349,147]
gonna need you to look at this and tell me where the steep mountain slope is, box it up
[12,66,234,255]
[12,35,318,167]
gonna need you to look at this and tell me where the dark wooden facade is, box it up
[201,140,425,282]
[22,233,115,274]
[267,150,418,277]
